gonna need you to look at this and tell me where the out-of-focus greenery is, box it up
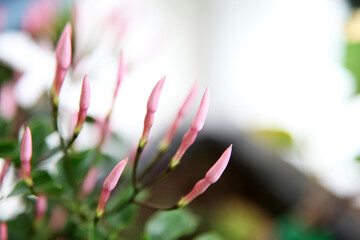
[276,215,334,240]
[345,43,360,93]
[143,209,199,240]
[247,128,293,151]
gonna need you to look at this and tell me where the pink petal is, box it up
[56,23,72,70]
[162,82,198,147]
[0,222,7,240]
[147,76,166,113]
[205,145,232,183]
[191,87,209,132]
[178,145,232,206]
[103,158,128,191]
[20,127,32,163]
[79,75,90,111]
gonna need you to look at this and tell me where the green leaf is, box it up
[144,209,199,240]
[194,232,224,240]
[8,170,63,197]
[85,115,96,123]
[33,170,64,195]
[0,139,18,158]
[68,149,98,181]
[28,117,53,163]
[7,180,30,197]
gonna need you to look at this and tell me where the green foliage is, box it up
[276,215,333,240]
[144,209,199,240]
[0,139,18,159]
[248,128,293,150]
[9,170,64,197]
[345,43,360,94]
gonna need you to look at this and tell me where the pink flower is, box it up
[0,222,7,240]
[177,145,232,207]
[160,82,197,150]
[80,167,98,198]
[140,76,166,146]
[21,0,56,35]
[75,75,90,133]
[96,158,128,218]
[20,127,33,186]
[52,23,72,100]
[170,87,209,168]
[35,195,47,222]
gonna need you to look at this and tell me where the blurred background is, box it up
[3,0,360,239]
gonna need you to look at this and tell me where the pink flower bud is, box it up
[35,195,47,222]
[56,23,72,70]
[0,159,10,188]
[140,76,166,145]
[170,88,210,167]
[191,87,209,132]
[177,145,232,206]
[80,167,98,198]
[103,158,128,191]
[96,158,128,217]
[20,127,33,186]
[53,23,72,98]
[113,51,125,101]
[160,82,197,150]
[75,75,90,132]
[0,222,7,240]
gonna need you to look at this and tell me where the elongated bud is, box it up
[35,195,47,223]
[177,145,232,207]
[0,159,10,188]
[0,222,7,240]
[74,75,90,134]
[160,82,197,150]
[56,23,72,69]
[140,76,166,147]
[20,126,33,186]
[113,51,125,101]
[96,158,128,218]
[80,167,98,198]
[52,23,72,100]
[170,88,209,168]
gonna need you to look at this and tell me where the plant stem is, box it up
[133,199,178,211]
[131,143,145,192]
[138,147,166,181]
[51,99,75,191]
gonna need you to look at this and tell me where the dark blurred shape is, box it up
[143,124,360,240]
[348,0,360,9]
